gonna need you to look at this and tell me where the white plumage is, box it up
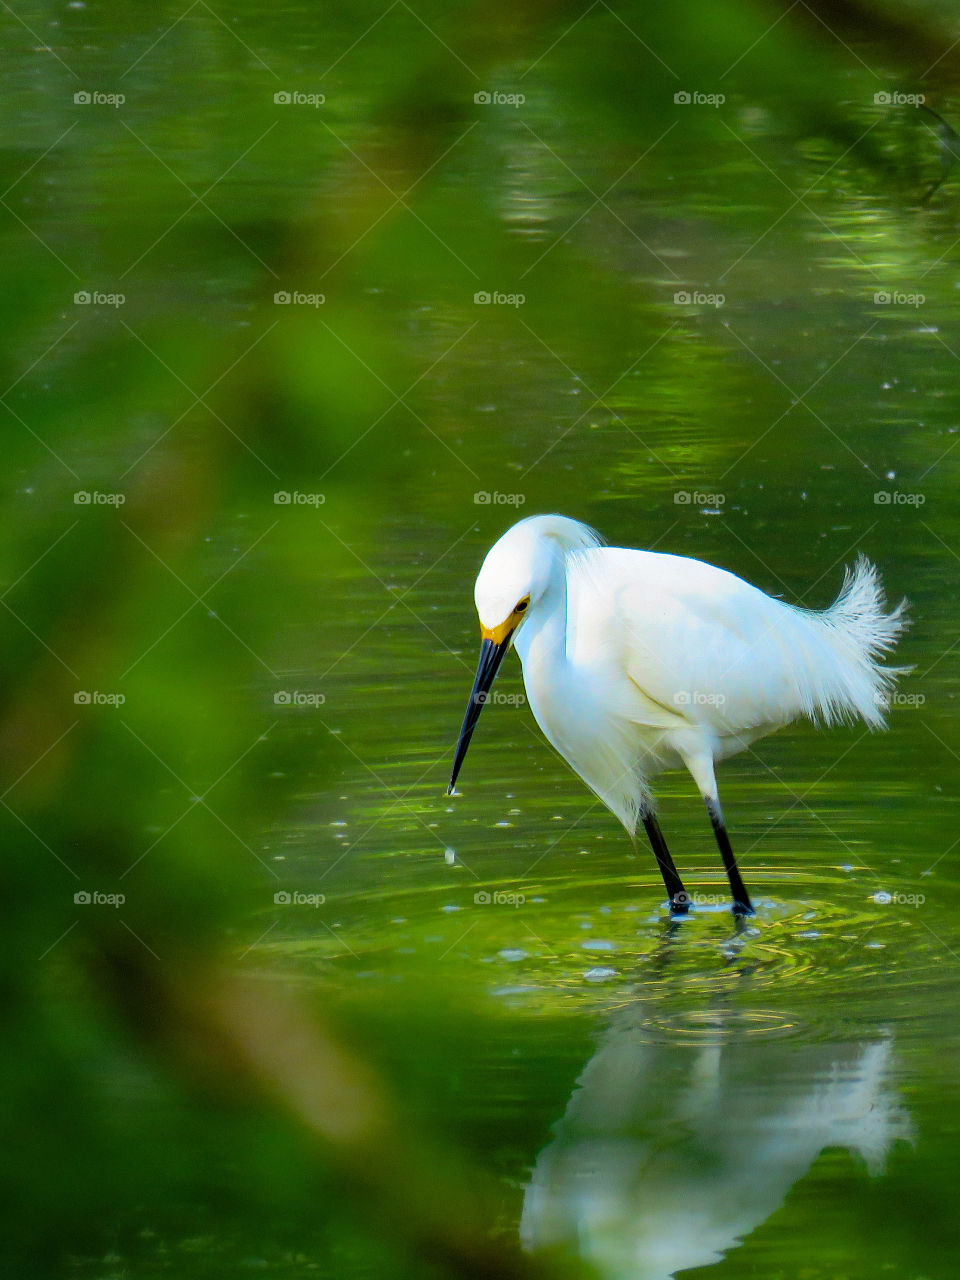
[521,1007,912,1279]
[449,514,908,914]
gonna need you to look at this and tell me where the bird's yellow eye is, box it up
[515,598,529,614]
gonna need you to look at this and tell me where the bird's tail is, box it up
[796,555,909,730]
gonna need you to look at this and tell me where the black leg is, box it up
[704,797,754,916]
[641,808,689,914]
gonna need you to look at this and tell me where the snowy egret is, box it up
[448,514,907,915]
[522,1008,909,1279]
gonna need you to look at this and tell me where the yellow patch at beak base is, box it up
[480,617,516,645]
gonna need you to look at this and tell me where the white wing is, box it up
[567,547,816,736]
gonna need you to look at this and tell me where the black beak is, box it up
[447,635,513,794]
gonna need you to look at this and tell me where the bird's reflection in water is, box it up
[521,939,913,1279]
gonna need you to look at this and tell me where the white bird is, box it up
[521,1006,912,1279]
[448,514,908,915]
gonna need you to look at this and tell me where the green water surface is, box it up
[4,3,960,1277]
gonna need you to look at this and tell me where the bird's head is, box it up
[447,515,601,794]
[473,527,547,641]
